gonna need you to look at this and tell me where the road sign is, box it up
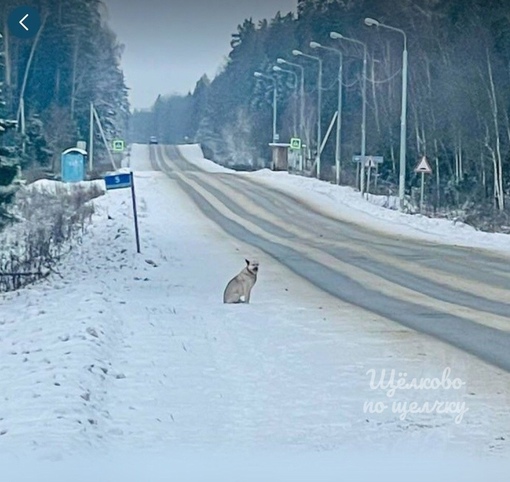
[290,137,302,150]
[414,156,432,174]
[352,155,383,163]
[104,172,141,253]
[414,157,432,213]
[364,156,380,168]
[352,156,384,196]
[112,139,125,152]
[352,155,383,167]
[104,173,132,190]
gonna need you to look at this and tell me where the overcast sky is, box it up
[103,0,297,110]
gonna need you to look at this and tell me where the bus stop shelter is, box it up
[268,143,290,171]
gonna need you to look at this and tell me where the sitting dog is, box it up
[223,259,259,303]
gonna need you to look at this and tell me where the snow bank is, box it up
[245,170,510,252]
[177,144,235,173]
[26,178,105,194]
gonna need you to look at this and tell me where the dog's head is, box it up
[245,259,259,274]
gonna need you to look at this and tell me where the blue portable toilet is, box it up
[61,147,87,182]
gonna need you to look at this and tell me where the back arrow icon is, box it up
[19,14,29,31]
[8,6,40,38]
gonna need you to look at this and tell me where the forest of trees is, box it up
[134,0,510,226]
[0,0,129,225]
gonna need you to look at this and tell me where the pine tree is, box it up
[0,31,20,227]
[3,0,129,171]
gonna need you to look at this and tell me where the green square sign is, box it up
[112,139,125,151]
[290,137,301,150]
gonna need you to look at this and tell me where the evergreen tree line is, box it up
[0,0,129,226]
[133,0,510,219]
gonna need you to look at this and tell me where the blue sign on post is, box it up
[104,172,141,254]
[61,148,87,183]
[104,173,132,190]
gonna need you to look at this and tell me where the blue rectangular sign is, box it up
[104,171,140,253]
[105,173,132,190]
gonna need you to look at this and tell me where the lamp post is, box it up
[365,17,408,211]
[273,65,298,137]
[293,49,323,179]
[277,58,305,170]
[330,31,367,194]
[310,41,343,185]
[254,71,277,143]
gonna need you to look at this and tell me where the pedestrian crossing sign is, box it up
[112,139,125,152]
[290,138,301,150]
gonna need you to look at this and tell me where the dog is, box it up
[223,259,259,304]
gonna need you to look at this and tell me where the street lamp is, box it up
[293,49,323,179]
[277,58,305,169]
[254,71,277,143]
[310,41,343,185]
[273,65,298,137]
[330,31,367,194]
[273,65,298,86]
[364,17,408,211]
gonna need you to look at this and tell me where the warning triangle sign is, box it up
[414,156,432,174]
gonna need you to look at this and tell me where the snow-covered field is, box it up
[179,144,510,255]
[1,143,509,479]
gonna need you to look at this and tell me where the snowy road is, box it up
[152,144,510,372]
[1,143,510,466]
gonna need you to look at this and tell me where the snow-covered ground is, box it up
[1,144,510,479]
[179,144,510,256]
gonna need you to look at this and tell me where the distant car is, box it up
[149,136,158,144]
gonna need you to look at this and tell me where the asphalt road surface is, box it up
[149,144,510,372]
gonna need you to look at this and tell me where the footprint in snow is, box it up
[86,327,99,338]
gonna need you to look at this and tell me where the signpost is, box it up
[352,155,383,166]
[414,156,433,213]
[104,172,141,253]
[352,155,384,196]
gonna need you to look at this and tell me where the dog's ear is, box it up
[245,259,250,265]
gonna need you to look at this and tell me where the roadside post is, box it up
[414,156,433,213]
[104,172,141,253]
[112,139,125,169]
[289,137,302,171]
